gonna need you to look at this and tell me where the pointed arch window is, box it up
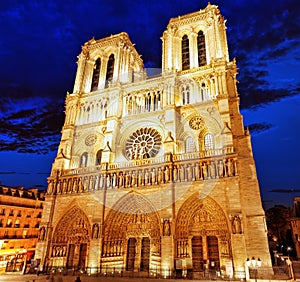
[182,35,190,70]
[95,150,103,166]
[185,137,196,153]
[204,133,214,150]
[91,58,101,91]
[200,82,209,101]
[182,85,190,105]
[105,54,115,88]
[197,31,206,67]
[80,152,88,167]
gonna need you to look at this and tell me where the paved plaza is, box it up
[0,273,198,282]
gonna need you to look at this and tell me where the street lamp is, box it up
[287,246,292,258]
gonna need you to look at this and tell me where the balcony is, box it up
[47,148,238,195]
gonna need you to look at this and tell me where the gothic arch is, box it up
[104,192,161,240]
[175,193,229,238]
[52,205,91,244]
[175,194,231,270]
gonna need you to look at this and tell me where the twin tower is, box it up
[36,3,271,279]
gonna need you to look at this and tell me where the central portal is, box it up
[126,237,150,272]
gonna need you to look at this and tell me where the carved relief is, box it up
[85,134,97,146]
[176,194,229,239]
[52,206,91,245]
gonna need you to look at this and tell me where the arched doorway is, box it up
[103,192,161,272]
[51,206,91,268]
[176,194,230,274]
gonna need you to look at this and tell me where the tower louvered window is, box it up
[105,54,115,88]
[91,58,101,91]
[197,31,206,67]
[182,35,190,70]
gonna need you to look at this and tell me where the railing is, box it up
[47,149,237,195]
[29,265,293,280]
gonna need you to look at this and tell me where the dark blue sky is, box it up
[0,0,299,208]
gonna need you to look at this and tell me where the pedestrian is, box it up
[75,276,81,282]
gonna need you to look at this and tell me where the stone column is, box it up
[188,32,198,69]
[73,51,87,93]
[99,56,108,89]
[83,59,94,93]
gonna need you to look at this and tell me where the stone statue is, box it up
[92,223,99,239]
[39,226,46,241]
[232,216,242,234]
[163,219,171,236]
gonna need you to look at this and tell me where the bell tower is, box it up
[73,32,144,93]
[161,3,229,72]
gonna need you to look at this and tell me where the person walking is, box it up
[75,276,81,282]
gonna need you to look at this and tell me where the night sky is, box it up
[0,0,299,209]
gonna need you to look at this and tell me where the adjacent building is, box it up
[35,3,272,278]
[0,185,45,269]
[291,197,300,258]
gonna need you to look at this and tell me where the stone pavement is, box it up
[0,273,202,282]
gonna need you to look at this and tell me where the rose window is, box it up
[125,128,162,160]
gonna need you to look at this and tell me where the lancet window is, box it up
[182,35,190,70]
[185,137,196,153]
[181,85,190,105]
[197,31,206,67]
[105,54,115,88]
[80,152,88,168]
[95,150,102,166]
[91,58,101,91]
[200,83,210,101]
[204,133,214,150]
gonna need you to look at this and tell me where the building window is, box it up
[0,208,5,215]
[91,58,101,91]
[185,137,196,153]
[6,219,12,227]
[9,210,13,216]
[95,150,103,166]
[125,128,162,160]
[182,85,190,105]
[197,31,206,67]
[80,152,88,168]
[105,54,115,88]
[200,83,209,101]
[17,211,21,217]
[204,133,214,150]
[14,219,20,228]
[182,35,190,70]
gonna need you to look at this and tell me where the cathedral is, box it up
[35,3,272,278]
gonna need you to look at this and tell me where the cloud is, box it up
[0,96,64,154]
[247,122,273,135]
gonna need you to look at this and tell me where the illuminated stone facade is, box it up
[35,3,272,278]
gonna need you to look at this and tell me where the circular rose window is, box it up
[125,128,162,160]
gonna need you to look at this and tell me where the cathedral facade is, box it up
[35,3,271,278]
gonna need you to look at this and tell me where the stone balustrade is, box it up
[47,148,237,195]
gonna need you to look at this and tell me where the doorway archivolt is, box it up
[175,194,231,270]
[103,192,161,269]
[51,206,91,267]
